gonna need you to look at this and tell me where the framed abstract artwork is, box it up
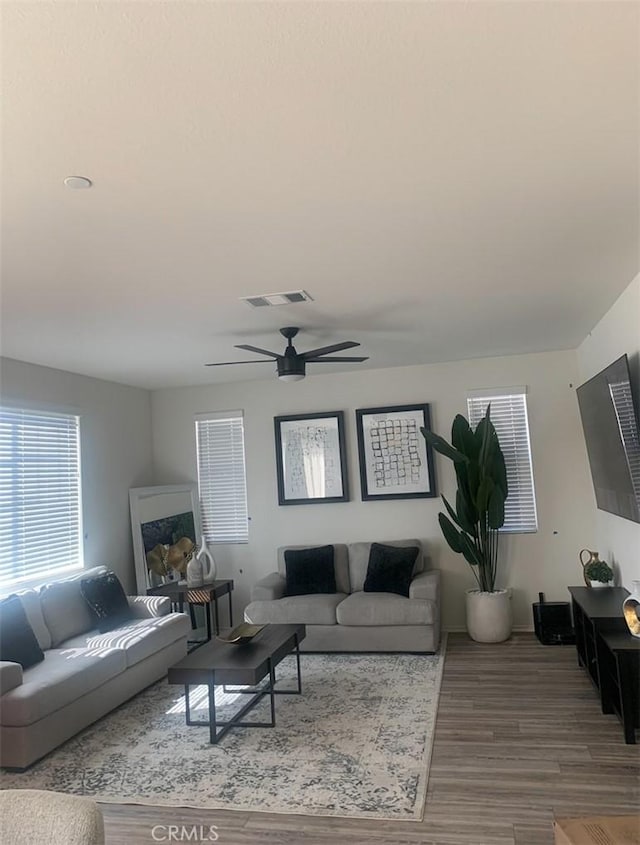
[355,404,437,501]
[274,411,349,505]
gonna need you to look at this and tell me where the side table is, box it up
[148,580,234,648]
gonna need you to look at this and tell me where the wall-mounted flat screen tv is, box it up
[576,354,640,524]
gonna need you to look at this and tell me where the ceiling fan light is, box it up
[277,353,306,381]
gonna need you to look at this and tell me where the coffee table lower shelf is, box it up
[167,623,305,745]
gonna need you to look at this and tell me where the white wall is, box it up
[151,349,595,630]
[577,273,640,590]
[0,357,154,592]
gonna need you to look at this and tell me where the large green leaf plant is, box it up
[421,407,508,592]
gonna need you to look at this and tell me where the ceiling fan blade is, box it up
[235,344,281,358]
[300,341,360,360]
[205,360,274,367]
[305,356,369,363]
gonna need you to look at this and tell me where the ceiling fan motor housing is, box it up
[277,354,306,379]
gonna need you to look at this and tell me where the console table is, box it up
[568,586,639,744]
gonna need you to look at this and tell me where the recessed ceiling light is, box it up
[64,176,92,189]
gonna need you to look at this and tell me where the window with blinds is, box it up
[0,407,83,589]
[467,389,538,533]
[609,380,640,506]
[195,412,249,544]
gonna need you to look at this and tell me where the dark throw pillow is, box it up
[284,546,337,597]
[80,571,132,633]
[0,595,45,669]
[363,543,420,598]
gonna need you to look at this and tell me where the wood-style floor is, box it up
[101,633,640,844]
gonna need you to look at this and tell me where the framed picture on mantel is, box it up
[356,403,437,501]
[274,411,349,505]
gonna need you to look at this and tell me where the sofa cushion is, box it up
[278,544,350,594]
[364,543,419,598]
[245,593,347,626]
[0,596,45,669]
[13,589,51,651]
[80,571,132,632]
[0,647,126,727]
[284,546,337,596]
[40,566,108,647]
[61,613,190,668]
[348,539,423,593]
[336,591,435,626]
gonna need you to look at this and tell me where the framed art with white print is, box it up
[274,411,349,505]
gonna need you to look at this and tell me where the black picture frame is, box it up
[355,403,437,501]
[274,411,349,505]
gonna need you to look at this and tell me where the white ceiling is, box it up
[1,1,638,390]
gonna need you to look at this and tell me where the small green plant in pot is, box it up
[584,559,614,588]
[421,407,512,642]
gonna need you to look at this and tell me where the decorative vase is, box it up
[623,581,640,638]
[579,549,602,586]
[589,580,610,589]
[196,534,217,584]
[465,589,512,643]
[186,555,204,587]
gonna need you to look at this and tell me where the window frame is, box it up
[195,410,249,545]
[467,387,538,534]
[0,404,84,593]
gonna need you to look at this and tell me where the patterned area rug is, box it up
[2,648,445,821]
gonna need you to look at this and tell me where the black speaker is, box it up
[532,593,575,645]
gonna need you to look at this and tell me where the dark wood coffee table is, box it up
[167,623,305,744]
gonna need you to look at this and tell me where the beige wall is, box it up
[0,357,154,592]
[151,349,595,630]
[576,273,640,591]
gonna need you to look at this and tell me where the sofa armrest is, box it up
[409,569,440,602]
[0,661,23,696]
[127,595,172,619]
[251,572,286,601]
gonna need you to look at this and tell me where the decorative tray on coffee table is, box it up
[216,623,266,645]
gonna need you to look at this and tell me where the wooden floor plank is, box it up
[101,633,640,845]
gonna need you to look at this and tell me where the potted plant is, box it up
[421,407,511,642]
[584,559,614,588]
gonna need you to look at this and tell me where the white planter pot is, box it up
[465,589,512,643]
[589,580,610,588]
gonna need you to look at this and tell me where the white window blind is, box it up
[609,380,640,505]
[0,407,83,589]
[195,412,249,544]
[467,389,538,533]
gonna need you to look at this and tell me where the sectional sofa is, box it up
[244,539,440,653]
[0,566,189,769]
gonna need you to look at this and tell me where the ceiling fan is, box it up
[205,327,369,382]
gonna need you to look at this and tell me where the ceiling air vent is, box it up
[241,290,314,308]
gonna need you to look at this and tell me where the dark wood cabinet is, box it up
[569,586,640,744]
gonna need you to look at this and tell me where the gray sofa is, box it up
[0,566,190,769]
[244,540,440,653]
